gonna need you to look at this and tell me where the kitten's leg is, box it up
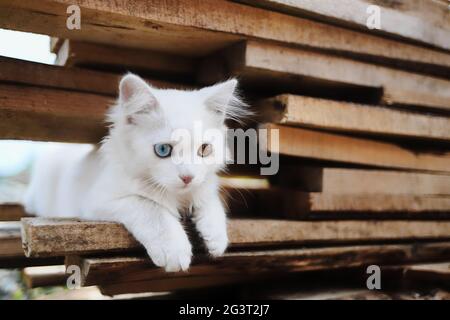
[193,194,228,257]
[93,196,192,272]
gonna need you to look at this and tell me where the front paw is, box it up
[145,234,192,272]
[205,231,228,257]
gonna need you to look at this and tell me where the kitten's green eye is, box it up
[154,143,172,158]
[198,143,213,157]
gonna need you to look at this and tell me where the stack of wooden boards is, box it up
[0,0,449,297]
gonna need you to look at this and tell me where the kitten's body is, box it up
[24,75,245,271]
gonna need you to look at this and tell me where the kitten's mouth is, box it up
[179,183,195,191]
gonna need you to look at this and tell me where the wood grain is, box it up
[260,95,450,141]
[1,0,450,76]
[0,83,110,142]
[0,56,187,96]
[55,39,196,77]
[199,41,450,110]
[280,193,450,217]
[21,218,450,257]
[275,167,450,195]
[236,0,450,50]
[262,124,450,172]
[77,242,450,293]
[22,265,67,288]
[0,57,193,142]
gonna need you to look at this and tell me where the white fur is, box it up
[24,74,246,272]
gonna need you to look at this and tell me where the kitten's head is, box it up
[104,73,247,194]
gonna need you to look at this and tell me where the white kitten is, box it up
[23,74,247,272]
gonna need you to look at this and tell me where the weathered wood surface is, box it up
[0,83,110,142]
[275,167,450,195]
[0,56,187,96]
[1,0,450,76]
[0,203,27,221]
[236,0,450,50]
[75,242,450,293]
[21,218,450,257]
[0,57,190,142]
[0,221,65,268]
[382,88,450,110]
[278,193,450,217]
[55,40,196,78]
[22,265,67,288]
[199,41,450,110]
[226,188,450,217]
[262,124,450,173]
[260,95,450,141]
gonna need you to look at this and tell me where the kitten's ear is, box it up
[118,73,160,124]
[120,73,148,101]
[200,79,246,123]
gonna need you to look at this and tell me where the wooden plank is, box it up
[199,41,450,110]
[0,222,65,267]
[279,193,450,217]
[55,40,196,77]
[49,37,63,54]
[0,222,65,268]
[1,0,450,76]
[403,262,450,285]
[275,167,450,195]
[236,0,450,50]
[21,217,450,257]
[78,242,450,293]
[0,221,23,258]
[262,124,450,172]
[0,56,186,96]
[224,188,450,217]
[0,221,63,269]
[0,203,28,221]
[0,219,63,268]
[382,88,450,110]
[249,188,450,217]
[99,275,259,295]
[22,265,67,288]
[260,95,450,141]
[0,57,192,142]
[0,83,110,142]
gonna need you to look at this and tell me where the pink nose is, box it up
[180,175,193,185]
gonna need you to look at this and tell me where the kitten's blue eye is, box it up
[154,143,172,158]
